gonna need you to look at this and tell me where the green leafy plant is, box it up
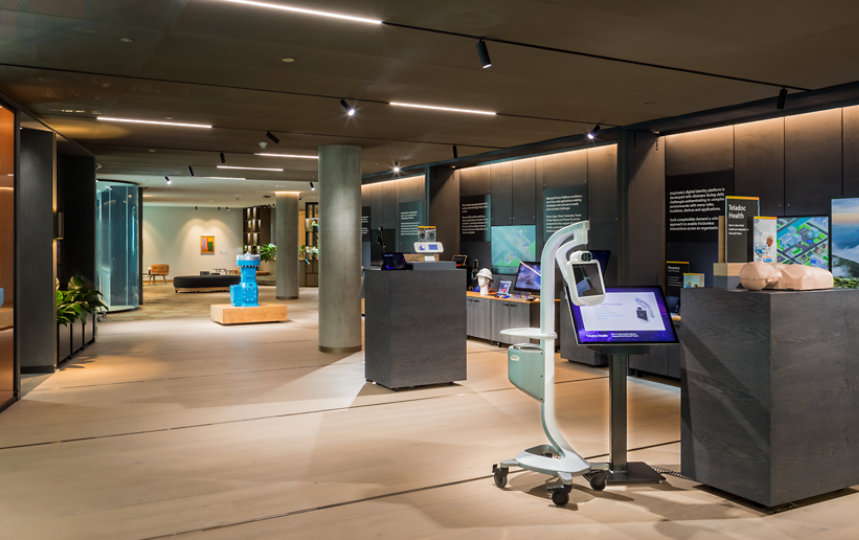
[56,276,107,325]
[259,243,277,262]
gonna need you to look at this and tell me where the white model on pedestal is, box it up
[492,220,610,507]
[476,268,493,295]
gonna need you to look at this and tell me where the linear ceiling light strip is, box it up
[97,116,212,128]
[389,101,496,116]
[219,0,381,25]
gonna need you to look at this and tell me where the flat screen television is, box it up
[776,216,829,269]
[570,286,678,344]
[831,198,859,278]
[513,261,541,293]
[491,225,537,274]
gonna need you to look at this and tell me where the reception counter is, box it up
[680,287,859,507]
[364,269,466,389]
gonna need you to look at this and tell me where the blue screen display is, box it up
[513,262,541,293]
[570,286,678,344]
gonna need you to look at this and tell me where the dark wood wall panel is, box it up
[57,153,96,287]
[511,158,536,225]
[429,166,459,257]
[490,161,513,226]
[457,164,490,197]
[539,149,587,188]
[625,132,664,287]
[843,105,859,197]
[587,145,620,284]
[784,109,842,216]
[735,118,785,216]
[665,126,734,176]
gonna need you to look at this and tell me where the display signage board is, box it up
[665,260,689,298]
[725,196,759,263]
[832,198,859,278]
[543,185,586,241]
[460,195,490,242]
[753,216,777,263]
[361,206,371,242]
[398,201,422,251]
[777,216,829,269]
[666,171,734,244]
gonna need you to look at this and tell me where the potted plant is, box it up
[300,244,319,264]
[56,276,106,362]
[56,280,82,362]
[66,276,107,346]
[259,243,276,275]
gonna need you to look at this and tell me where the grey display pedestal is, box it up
[590,345,665,485]
[681,287,859,507]
[364,269,466,390]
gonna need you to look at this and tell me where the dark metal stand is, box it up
[591,345,665,485]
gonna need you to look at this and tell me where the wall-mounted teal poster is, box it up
[460,195,490,242]
[398,201,422,251]
[491,225,536,274]
[543,186,586,241]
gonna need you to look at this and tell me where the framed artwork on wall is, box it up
[201,235,215,254]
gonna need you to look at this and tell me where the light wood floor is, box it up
[2,285,858,539]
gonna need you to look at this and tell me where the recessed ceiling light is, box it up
[97,116,212,129]
[254,152,318,159]
[281,57,296,63]
[148,149,156,153]
[217,165,283,172]
[389,101,496,116]
[217,0,382,25]
[206,176,247,180]
[164,116,174,120]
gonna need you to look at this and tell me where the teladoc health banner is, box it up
[725,196,760,263]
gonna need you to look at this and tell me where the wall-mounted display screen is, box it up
[570,286,678,344]
[831,198,859,278]
[491,225,536,274]
[513,261,541,293]
[777,216,829,269]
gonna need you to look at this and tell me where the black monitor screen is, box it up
[572,262,602,297]
[570,286,678,344]
[382,252,407,271]
[513,261,541,293]
[589,250,610,278]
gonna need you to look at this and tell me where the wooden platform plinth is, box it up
[210,303,287,325]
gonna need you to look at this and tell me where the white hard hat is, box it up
[476,268,493,280]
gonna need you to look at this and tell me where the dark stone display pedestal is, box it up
[680,287,859,507]
[364,269,466,389]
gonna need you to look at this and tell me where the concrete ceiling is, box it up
[1,0,858,206]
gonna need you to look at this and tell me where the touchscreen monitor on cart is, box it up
[569,286,678,344]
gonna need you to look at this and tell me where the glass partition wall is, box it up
[96,181,140,311]
[0,103,16,410]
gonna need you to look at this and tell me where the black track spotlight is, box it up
[476,39,492,69]
[195,205,198,210]
[165,175,171,184]
[340,99,356,117]
[266,131,280,144]
[309,181,315,191]
[587,124,601,140]
[452,144,458,159]
[219,151,226,164]
[188,166,195,176]
[777,87,788,110]
[393,162,401,174]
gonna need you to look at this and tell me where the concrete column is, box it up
[275,192,299,299]
[318,145,362,353]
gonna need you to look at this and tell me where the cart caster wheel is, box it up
[587,471,608,492]
[551,489,569,506]
[492,466,508,488]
